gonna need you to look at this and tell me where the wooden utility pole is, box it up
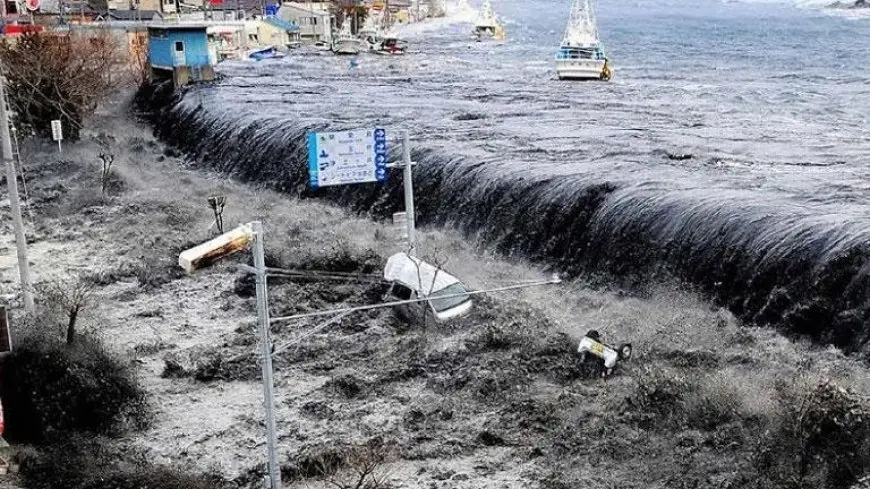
[0,77,35,314]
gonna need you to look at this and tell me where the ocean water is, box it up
[155,0,870,352]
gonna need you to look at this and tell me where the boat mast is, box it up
[563,0,598,46]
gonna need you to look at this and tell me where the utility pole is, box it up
[0,77,35,314]
[401,130,415,253]
[251,221,282,489]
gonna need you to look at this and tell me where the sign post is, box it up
[401,130,415,252]
[50,119,62,154]
[307,127,417,253]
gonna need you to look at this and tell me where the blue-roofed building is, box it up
[147,25,215,86]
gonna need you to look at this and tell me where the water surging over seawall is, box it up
[141,83,870,357]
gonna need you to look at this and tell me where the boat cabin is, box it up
[556,45,605,60]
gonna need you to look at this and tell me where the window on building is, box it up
[311,17,317,25]
[174,41,184,51]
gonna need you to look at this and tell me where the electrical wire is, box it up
[269,277,561,324]
[270,311,353,357]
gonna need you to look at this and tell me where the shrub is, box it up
[753,379,870,489]
[628,366,742,431]
[284,441,392,489]
[18,436,221,489]
[161,347,258,382]
[0,332,149,443]
[324,374,366,399]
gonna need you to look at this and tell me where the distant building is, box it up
[278,2,330,42]
[147,25,215,85]
[252,15,299,49]
[104,0,160,10]
[98,8,163,20]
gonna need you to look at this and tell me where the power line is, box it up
[269,277,561,324]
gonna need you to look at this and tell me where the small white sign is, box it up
[391,211,408,241]
[50,120,62,141]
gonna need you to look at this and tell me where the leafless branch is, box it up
[36,275,97,344]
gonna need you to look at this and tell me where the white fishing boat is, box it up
[358,11,381,49]
[555,0,611,80]
[332,21,365,55]
[474,0,505,40]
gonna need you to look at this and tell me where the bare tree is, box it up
[129,31,151,88]
[410,247,449,331]
[37,275,97,344]
[314,444,392,489]
[207,195,227,234]
[0,31,128,140]
[95,133,116,201]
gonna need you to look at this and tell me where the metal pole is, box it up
[0,77,34,314]
[57,140,62,154]
[402,130,415,253]
[251,221,282,489]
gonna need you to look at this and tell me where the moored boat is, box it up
[554,0,611,80]
[474,0,506,40]
[332,22,366,55]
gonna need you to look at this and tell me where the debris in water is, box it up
[576,329,632,377]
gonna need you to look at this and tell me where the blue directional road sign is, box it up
[307,128,388,189]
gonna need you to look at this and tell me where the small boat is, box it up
[373,33,408,55]
[555,0,611,80]
[248,45,285,61]
[332,21,366,55]
[474,0,506,40]
[358,11,381,49]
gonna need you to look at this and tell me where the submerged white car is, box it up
[577,330,632,376]
[383,252,473,323]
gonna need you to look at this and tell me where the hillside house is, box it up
[251,15,300,49]
[278,3,330,42]
[148,25,215,85]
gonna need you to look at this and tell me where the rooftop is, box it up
[264,16,299,32]
[148,23,209,30]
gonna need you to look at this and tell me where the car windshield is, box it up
[426,283,471,312]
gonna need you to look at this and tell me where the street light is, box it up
[178,221,282,489]
[179,222,563,489]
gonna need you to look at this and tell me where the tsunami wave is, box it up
[137,0,870,358]
[139,81,870,358]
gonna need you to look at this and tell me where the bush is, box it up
[753,379,870,489]
[0,332,149,443]
[161,347,258,383]
[18,436,222,489]
[628,366,742,431]
[282,441,392,488]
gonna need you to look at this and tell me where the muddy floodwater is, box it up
[148,0,870,354]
